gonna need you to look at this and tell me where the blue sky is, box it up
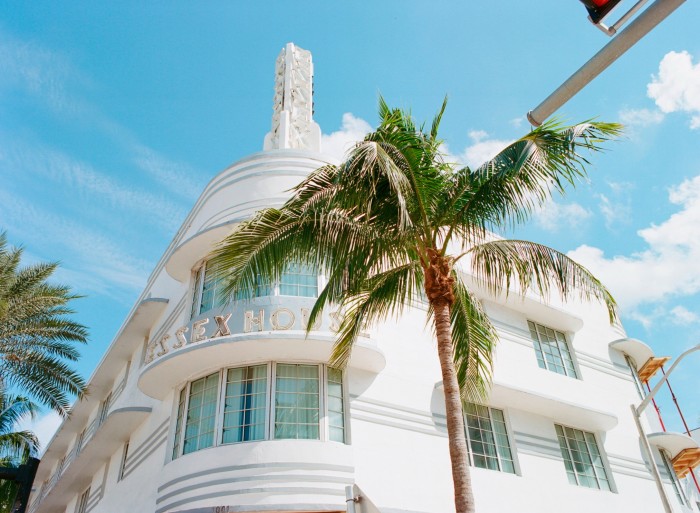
[1,1,699,445]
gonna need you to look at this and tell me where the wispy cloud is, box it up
[618,108,664,127]
[131,144,205,201]
[533,199,592,232]
[669,305,700,325]
[0,138,187,233]
[0,29,92,116]
[597,181,634,230]
[0,190,151,299]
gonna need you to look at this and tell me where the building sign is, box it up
[144,299,344,365]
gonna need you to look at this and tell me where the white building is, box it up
[28,43,700,513]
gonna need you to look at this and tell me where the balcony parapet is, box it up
[648,431,700,477]
[29,406,151,513]
[609,338,670,382]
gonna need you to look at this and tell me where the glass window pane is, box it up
[528,321,578,378]
[464,405,514,474]
[555,424,612,491]
[222,365,268,444]
[183,372,220,455]
[274,364,320,440]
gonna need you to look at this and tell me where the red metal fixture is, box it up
[579,0,624,25]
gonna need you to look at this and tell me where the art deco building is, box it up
[28,44,700,513]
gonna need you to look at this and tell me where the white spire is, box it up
[263,43,321,152]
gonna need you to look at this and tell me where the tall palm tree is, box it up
[210,99,621,513]
[0,233,87,416]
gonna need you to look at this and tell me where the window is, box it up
[464,404,515,474]
[98,392,112,426]
[660,449,687,506]
[528,321,578,378]
[625,355,646,399]
[555,424,611,490]
[171,363,344,459]
[76,487,90,513]
[172,388,186,459]
[191,263,227,317]
[183,372,220,454]
[275,364,320,439]
[191,262,320,318]
[327,367,346,443]
[222,365,267,443]
[118,441,129,481]
[279,263,318,297]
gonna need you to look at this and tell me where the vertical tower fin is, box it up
[263,43,321,151]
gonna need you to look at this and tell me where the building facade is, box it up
[28,43,700,513]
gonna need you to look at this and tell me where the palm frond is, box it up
[468,239,618,323]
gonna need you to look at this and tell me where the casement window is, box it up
[625,355,646,399]
[75,487,90,513]
[555,424,611,490]
[191,262,319,318]
[171,363,345,459]
[222,365,268,443]
[464,404,516,474]
[660,448,687,506]
[528,321,578,378]
[118,441,129,481]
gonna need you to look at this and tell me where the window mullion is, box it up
[320,365,327,442]
[269,362,276,440]
[178,382,191,458]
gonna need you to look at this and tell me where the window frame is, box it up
[554,423,613,491]
[625,354,646,400]
[527,321,579,378]
[660,448,687,506]
[170,362,347,461]
[75,486,90,513]
[463,404,518,474]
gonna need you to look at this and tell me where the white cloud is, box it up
[669,305,700,325]
[618,108,664,127]
[16,410,62,456]
[459,131,513,169]
[321,113,373,161]
[568,174,700,312]
[534,199,592,232]
[647,50,700,129]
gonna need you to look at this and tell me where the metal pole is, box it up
[527,0,687,126]
[631,404,673,513]
[345,485,358,513]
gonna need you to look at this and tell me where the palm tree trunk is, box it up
[433,298,475,513]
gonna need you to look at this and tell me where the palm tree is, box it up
[0,389,39,513]
[0,233,87,416]
[209,99,621,513]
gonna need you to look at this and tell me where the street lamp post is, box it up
[527,0,687,127]
[631,343,700,513]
